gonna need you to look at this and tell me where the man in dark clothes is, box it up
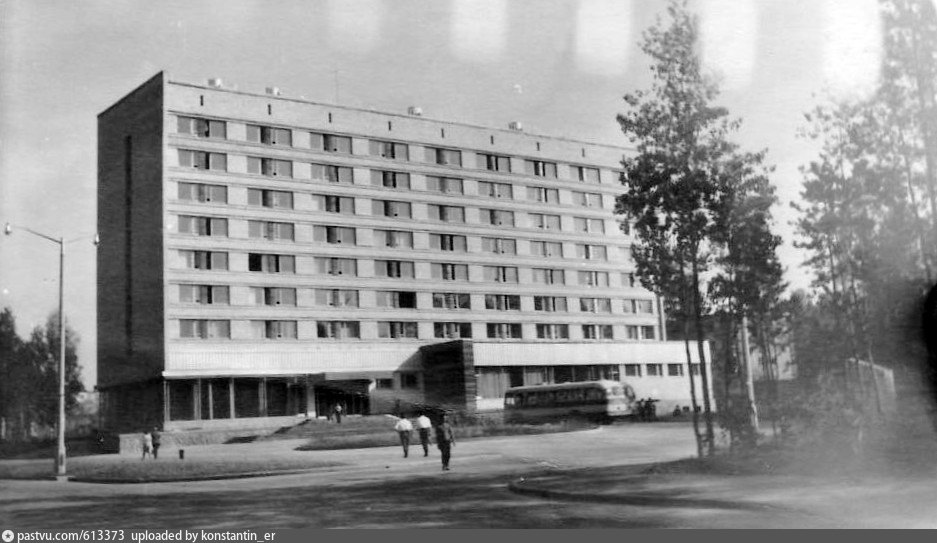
[151,427,162,459]
[434,413,455,471]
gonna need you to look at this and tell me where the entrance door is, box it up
[314,381,371,416]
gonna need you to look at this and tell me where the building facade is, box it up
[98,72,710,431]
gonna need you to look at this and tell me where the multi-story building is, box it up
[97,72,710,431]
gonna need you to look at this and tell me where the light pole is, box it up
[4,222,97,479]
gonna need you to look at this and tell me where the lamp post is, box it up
[4,222,97,479]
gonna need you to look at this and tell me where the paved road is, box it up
[3,423,922,528]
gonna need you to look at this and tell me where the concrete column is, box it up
[259,378,267,417]
[207,380,215,420]
[193,379,201,421]
[229,378,236,419]
[305,376,317,418]
[162,380,170,422]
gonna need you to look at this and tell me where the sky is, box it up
[0,0,891,388]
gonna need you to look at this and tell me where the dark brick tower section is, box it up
[420,340,476,415]
[97,72,166,431]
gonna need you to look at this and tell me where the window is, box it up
[179,285,229,305]
[481,237,516,255]
[574,166,600,183]
[487,323,522,339]
[530,241,563,258]
[526,186,559,204]
[400,373,419,389]
[379,230,414,249]
[485,209,515,226]
[425,176,463,194]
[177,116,226,139]
[432,292,471,309]
[532,268,564,285]
[369,139,409,160]
[534,296,567,312]
[178,183,227,203]
[580,297,612,313]
[623,300,635,314]
[378,321,418,339]
[646,363,663,377]
[582,324,614,340]
[253,320,297,339]
[575,191,603,207]
[625,325,640,340]
[483,266,518,283]
[427,147,462,166]
[247,157,292,178]
[313,225,356,245]
[624,364,642,377]
[478,181,513,199]
[530,213,561,230]
[427,204,465,223]
[373,200,412,218]
[524,160,557,178]
[375,378,394,389]
[248,253,295,273]
[573,217,605,234]
[434,322,472,339]
[691,364,701,376]
[179,319,230,339]
[485,294,520,311]
[314,289,359,307]
[668,363,684,377]
[623,272,638,287]
[477,153,511,172]
[376,260,415,279]
[178,150,227,171]
[642,326,656,340]
[180,250,228,271]
[316,257,357,276]
[575,244,608,261]
[248,220,294,241]
[317,321,360,339]
[431,262,469,281]
[535,324,569,339]
[248,189,293,209]
[370,170,411,190]
[636,299,655,313]
[311,132,352,154]
[311,164,353,184]
[429,233,467,252]
[246,125,292,146]
[376,291,417,309]
[178,216,227,237]
[578,270,610,287]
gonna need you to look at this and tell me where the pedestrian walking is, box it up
[394,415,413,458]
[333,403,343,424]
[151,427,162,459]
[434,413,455,471]
[416,412,432,456]
[141,431,153,460]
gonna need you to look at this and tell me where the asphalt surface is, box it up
[2,422,936,528]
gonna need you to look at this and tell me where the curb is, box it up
[507,477,788,512]
[58,466,345,485]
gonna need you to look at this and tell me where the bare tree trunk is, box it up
[679,258,704,458]
[691,258,716,456]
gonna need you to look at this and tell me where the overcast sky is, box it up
[0,0,887,388]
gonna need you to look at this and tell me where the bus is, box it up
[502,380,637,423]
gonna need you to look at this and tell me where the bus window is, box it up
[611,386,623,397]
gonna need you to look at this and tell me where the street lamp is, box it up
[4,222,97,480]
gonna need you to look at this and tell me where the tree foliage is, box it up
[0,307,83,441]
[616,0,784,455]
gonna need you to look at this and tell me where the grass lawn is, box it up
[296,419,597,451]
[0,455,345,483]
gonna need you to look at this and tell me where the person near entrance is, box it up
[394,415,413,458]
[435,413,455,471]
[416,412,432,456]
[151,427,162,459]
[332,403,343,424]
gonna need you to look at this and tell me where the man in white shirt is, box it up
[394,415,414,458]
[416,412,433,457]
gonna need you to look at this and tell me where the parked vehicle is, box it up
[503,380,636,423]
